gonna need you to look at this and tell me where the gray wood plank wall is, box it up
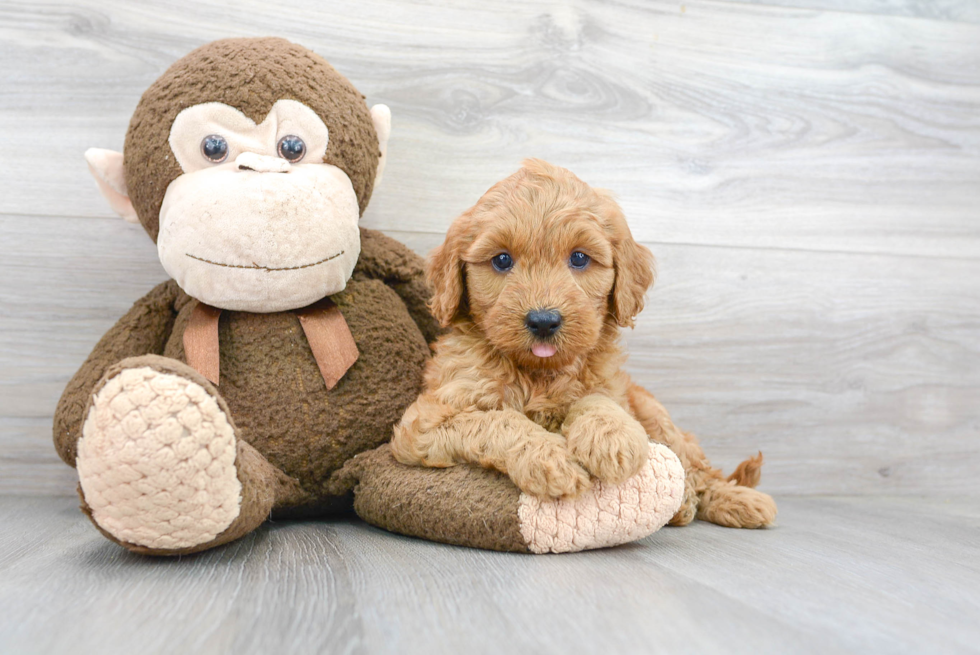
[1,0,978,497]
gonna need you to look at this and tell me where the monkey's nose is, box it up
[525,309,562,339]
[235,152,291,173]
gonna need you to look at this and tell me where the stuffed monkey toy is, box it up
[55,38,684,555]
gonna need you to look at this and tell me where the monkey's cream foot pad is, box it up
[517,444,684,554]
[77,367,242,550]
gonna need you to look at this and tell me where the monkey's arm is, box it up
[53,279,183,466]
[352,227,445,344]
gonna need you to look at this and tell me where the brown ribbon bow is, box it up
[183,298,359,390]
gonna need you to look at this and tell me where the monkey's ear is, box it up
[370,104,391,188]
[84,148,139,224]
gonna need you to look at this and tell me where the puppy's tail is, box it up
[726,451,765,488]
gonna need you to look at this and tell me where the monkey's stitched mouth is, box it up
[185,251,344,272]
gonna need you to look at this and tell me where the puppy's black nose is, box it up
[525,309,562,338]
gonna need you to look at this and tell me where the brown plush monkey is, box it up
[57,38,683,555]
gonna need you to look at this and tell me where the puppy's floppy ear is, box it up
[597,190,655,328]
[426,211,472,327]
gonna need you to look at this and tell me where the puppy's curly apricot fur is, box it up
[391,159,777,528]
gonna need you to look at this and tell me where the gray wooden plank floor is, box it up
[0,494,977,655]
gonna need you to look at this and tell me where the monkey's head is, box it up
[85,38,391,312]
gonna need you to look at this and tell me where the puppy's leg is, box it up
[627,384,777,528]
[392,394,591,499]
[562,394,649,485]
[696,476,777,529]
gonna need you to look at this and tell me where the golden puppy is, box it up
[391,159,777,528]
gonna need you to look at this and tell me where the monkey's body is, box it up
[162,272,430,503]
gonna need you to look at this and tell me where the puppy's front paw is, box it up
[508,438,592,499]
[565,410,650,485]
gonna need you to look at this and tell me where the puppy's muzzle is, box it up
[525,309,562,339]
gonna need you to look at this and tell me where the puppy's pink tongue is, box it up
[532,343,557,358]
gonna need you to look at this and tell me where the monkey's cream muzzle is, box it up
[156,100,361,313]
[158,162,360,312]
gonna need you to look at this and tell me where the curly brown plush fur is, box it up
[390,159,777,528]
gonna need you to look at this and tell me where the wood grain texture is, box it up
[742,0,980,23]
[0,495,977,655]
[3,0,980,257]
[1,0,978,496]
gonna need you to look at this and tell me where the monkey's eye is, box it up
[569,251,591,270]
[277,135,306,162]
[201,135,229,163]
[491,252,514,272]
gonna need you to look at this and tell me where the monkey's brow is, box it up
[184,251,344,271]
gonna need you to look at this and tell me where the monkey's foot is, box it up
[77,362,242,551]
[516,444,684,553]
[338,442,685,554]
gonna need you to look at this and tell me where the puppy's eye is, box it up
[569,251,591,270]
[277,135,306,162]
[201,135,229,163]
[491,253,514,272]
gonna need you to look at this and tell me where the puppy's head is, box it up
[428,159,654,369]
